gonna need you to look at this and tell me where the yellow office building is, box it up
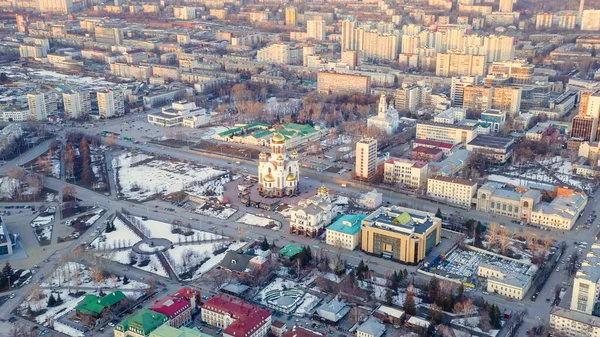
[361,206,441,264]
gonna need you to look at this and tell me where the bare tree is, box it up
[6,166,26,182]
[146,277,157,296]
[488,223,499,247]
[62,185,77,201]
[498,228,513,255]
[90,266,105,290]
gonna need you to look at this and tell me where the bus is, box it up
[123,136,132,141]
[99,131,108,136]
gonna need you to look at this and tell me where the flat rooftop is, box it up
[467,134,514,149]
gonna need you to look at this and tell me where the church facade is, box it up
[258,133,300,197]
[367,92,400,135]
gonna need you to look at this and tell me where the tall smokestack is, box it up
[579,0,585,19]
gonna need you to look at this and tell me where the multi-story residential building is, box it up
[97,89,125,118]
[27,92,57,121]
[95,25,123,45]
[360,206,441,264]
[355,138,377,180]
[467,135,515,163]
[557,12,578,30]
[551,243,600,336]
[317,72,371,94]
[434,107,466,125]
[19,44,47,59]
[383,158,428,189]
[570,90,600,141]
[499,0,513,12]
[477,264,532,300]
[114,309,168,337]
[325,214,366,250]
[482,35,514,63]
[285,7,297,26]
[36,0,72,13]
[341,17,359,51]
[450,76,478,107]
[535,13,554,29]
[368,93,399,135]
[341,50,358,69]
[257,44,303,65]
[435,53,486,77]
[462,85,492,111]
[416,122,477,145]
[410,147,443,163]
[62,89,91,120]
[359,30,401,61]
[487,60,533,84]
[173,7,196,20]
[201,294,271,337]
[125,50,148,64]
[427,176,477,207]
[307,19,326,40]
[491,86,522,116]
[581,9,600,31]
[290,186,333,238]
[476,181,541,222]
[110,63,152,80]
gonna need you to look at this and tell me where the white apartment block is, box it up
[383,158,428,189]
[174,7,196,20]
[36,0,72,13]
[416,122,477,145]
[581,10,600,31]
[433,107,466,124]
[256,44,302,65]
[355,138,377,180]
[62,90,91,119]
[19,44,47,59]
[435,53,486,77]
[97,89,125,118]
[307,19,326,40]
[27,92,58,121]
[427,176,477,207]
[550,307,600,337]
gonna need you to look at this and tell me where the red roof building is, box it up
[173,287,202,311]
[282,326,324,337]
[201,294,271,337]
[410,146,444,163]
[412,139,455,156]
[150,295,192,328]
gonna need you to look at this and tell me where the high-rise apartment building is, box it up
[394,84,422,112]
[355,138,377,180]
[62,90,91,120]
[499,0,513,12]
[307,19,326,41]
[341,17,359,51]
[256,43,303,65]
[463,85,492,111]
[36,0,73,13]
[450,76,478,107]
[27,92,58,121]
[487,60,533,84]
[341,50,358,69]
[360,30,400,61]
[95,26,124,45]
[435,53,486,77]
[16,14,29,33]
[97,89,125,118]
[285,7,297,27]
[483,35,514,63]
[571,91,600,141]
[581,10,600,31]
[491,86,522,115]
[535,13,554,30]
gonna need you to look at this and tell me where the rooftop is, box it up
[280,243,304,258]
[429,175,477,187]
[356,317,386,337]
[202,294,271,337]
[326,214,366,235]
[413,138,454,149]
[551,306,600,327]
[363,206,439,235]
[467,134,514,149]
[76,291,126,317]
[150,296,190,318]
[116,309,168,334]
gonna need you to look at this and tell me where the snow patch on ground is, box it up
[31,215,54,228]
[192,241,247,278]
[237,213,281,230]
[92,216,142,250]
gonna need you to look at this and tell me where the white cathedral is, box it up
[367,92,400,135]
[258,133,300,197]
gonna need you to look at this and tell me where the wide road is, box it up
[2,123,595,337]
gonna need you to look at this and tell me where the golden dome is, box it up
[277,154,284,161]
[291,150,298,156]
[286,172,297,181]
[318,184,329,195]
[272,133,285,144]
[264,173,275,182]
[259,152,267,158]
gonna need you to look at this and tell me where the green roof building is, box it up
[150,324,213,337]
[280,243,304,260]
[325,214,367,250]
[115,309,169,337]
[76,290,126,318]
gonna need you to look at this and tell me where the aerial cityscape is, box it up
[0,0,599,336]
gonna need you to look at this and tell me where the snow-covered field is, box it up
[92,216,142,250]
[102,250,169,278]
[164,240,242,279]
[31,215,54,228]
[203,126,230,140]
[130,216,223,243]
[113,152,230,201]
[21,262,148,336]
[237,213,281,230]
